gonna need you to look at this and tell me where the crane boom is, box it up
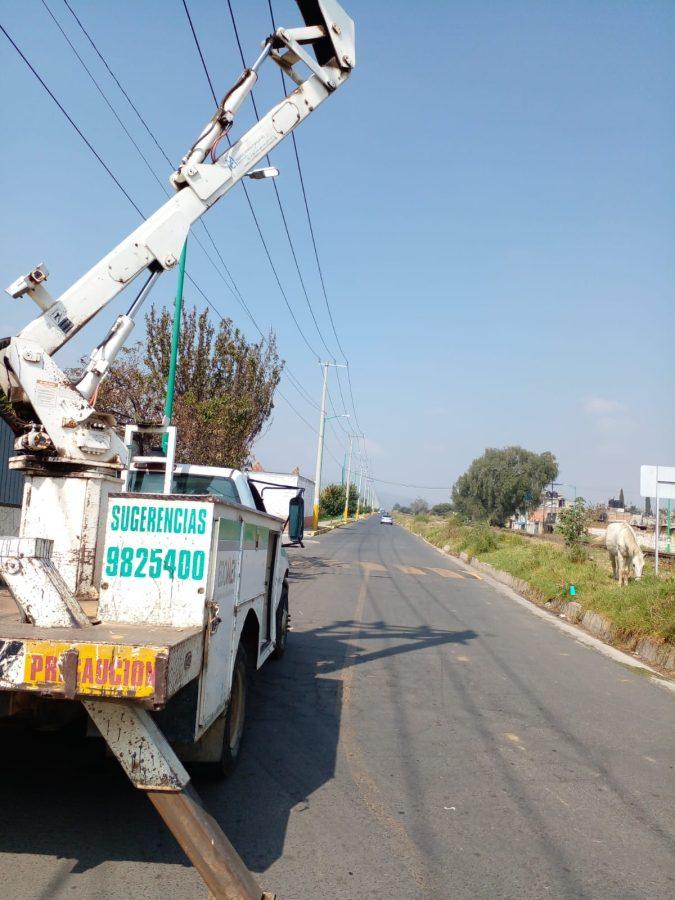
[0,0,354,467]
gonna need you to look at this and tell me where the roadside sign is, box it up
[640,465,675,500]
[639,465,675,575]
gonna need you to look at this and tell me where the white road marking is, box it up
[429,567,463,579]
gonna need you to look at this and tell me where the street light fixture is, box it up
[246,166,279,179]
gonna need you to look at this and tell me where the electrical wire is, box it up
[62,0,174,169]
[181,0,218,104]
[266,0,348,360]
[56,0,325,420]
[371,477,451,491]
[266,0,363,438]
[59,0,254,326]
[4,8,352,481]
[41,0,169,198]
[182,0,325,364]
[225,0,334,363]
[0,21,143,218]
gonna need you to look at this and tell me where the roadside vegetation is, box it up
[397,513,675,645]
[319,483,370,518]
[81,303,283,469]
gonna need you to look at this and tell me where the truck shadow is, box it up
[0,620,477,884]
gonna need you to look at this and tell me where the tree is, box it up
[619,488,625,509]
[556,497,588,559]
[431,503,453,516]
[645,496,652,517]
[410,497,429,516]
[320,483,359,518]
[452,446,558,526]
[91,304,282,469]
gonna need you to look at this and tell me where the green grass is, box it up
[397,514,675,645]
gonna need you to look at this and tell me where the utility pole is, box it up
[655,468,660,576]
[312,362,346,530]
[343,435,354,523]
[356,463,364,519]
[343,434,363,523]
[312,363,328,531]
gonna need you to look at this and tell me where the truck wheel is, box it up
[271,583,289,660]
[199,643,248,779]
[221,643,248,775]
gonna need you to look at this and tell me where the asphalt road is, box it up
[0,518,673,898]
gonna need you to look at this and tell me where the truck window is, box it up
[127,471,240,503]
[126,470,165,493]
[172,473,240,504]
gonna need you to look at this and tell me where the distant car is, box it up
[380,513,393,525]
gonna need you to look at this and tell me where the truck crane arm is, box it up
[0,0,354,467]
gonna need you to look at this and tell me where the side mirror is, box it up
[288,495,305,545]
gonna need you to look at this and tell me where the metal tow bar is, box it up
[0,537,274,899]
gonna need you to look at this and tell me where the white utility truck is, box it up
[0,1,354,895]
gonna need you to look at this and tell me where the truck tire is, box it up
[271,582,289,660]
[199,643,248,779]
[221,643,248,775]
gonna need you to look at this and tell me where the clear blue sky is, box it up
[1,1,673,508]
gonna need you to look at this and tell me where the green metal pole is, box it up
[163,239,187,426]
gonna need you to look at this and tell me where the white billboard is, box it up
[640,465,675,500]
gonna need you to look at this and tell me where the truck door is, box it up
[197,513,243,733]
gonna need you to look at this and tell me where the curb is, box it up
[400,524,675,680]
[307,522,345,537]
[307,514,374,538]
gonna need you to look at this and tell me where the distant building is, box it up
[510,490,567,535]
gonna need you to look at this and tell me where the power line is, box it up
[275,391,341,469]
[62,0,175,169]
[181,0,218,105]
[179,267,342,468]
[226,0,334,362]
[266,0,363,439]
[266,0,348,360]
[50,1,256,341]
[371,477,451,491]
[0,21,143,217]
[41,0,169,199]
[56,0,325,421]
[5,8,350,477]
[181,0,324,365]
[58,0,258,330]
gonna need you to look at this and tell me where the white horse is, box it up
[605,522,645,587]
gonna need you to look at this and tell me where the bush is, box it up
[568,543,589,564]
[320,483,359,517]
[556,498,588,548]
[459,523,500,556]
